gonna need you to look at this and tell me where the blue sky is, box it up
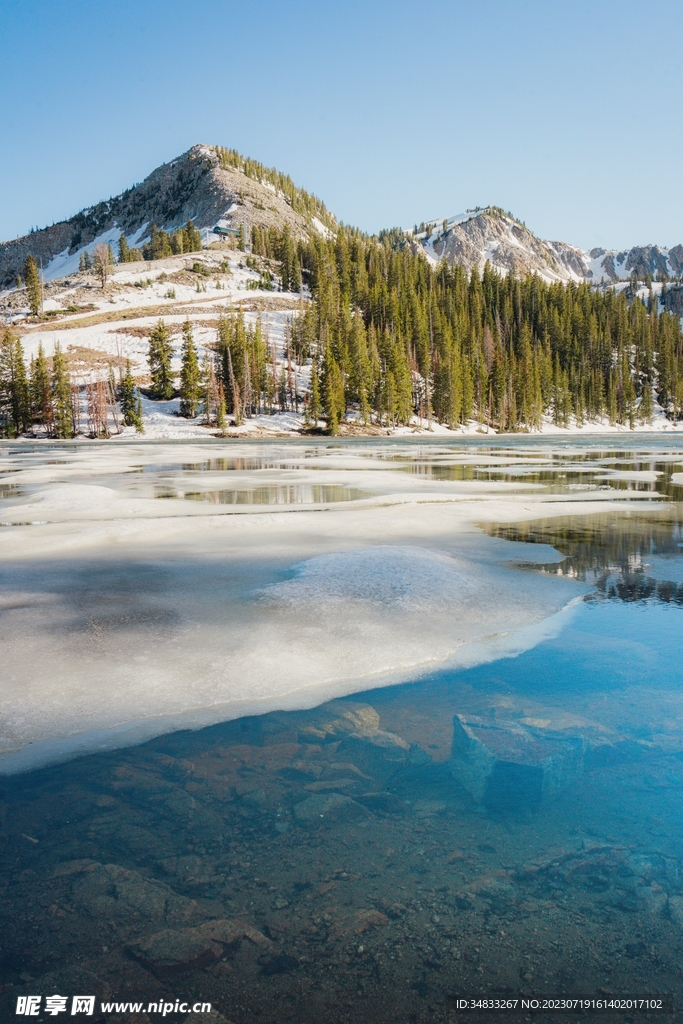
[1,0,681,250]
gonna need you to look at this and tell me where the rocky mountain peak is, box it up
[0,144,335,289]
[410,207,682,285]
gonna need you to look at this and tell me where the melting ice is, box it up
[1,437,677,773]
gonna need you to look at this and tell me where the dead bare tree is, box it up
[93,244,111,290]
[86,380,115,437]
[286,339,295,413]
[71,382,81,436]
[225,346,241,425]
[107,373,120,434]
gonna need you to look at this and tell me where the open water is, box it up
[1,438,683,1023]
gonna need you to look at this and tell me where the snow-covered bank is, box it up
[0,439,678,774]
[5,247,683,442]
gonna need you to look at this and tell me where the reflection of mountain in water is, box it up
[486,512,683,605]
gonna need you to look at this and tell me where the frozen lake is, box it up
[2,437,683,1021]
[1,436,682,773]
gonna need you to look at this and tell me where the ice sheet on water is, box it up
[0,536,587,775]
[8,438,649,775]
[262,545,478,610]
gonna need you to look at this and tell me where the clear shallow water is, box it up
[2,440,683,1022]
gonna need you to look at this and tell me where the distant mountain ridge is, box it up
[410,208,683,285]
[1,146,681,290]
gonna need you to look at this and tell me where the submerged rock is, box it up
[668,895,683,929]
[293,792,370,822]
[259,953,300,975]
[298,702,381,742]
[131,919,270,977]
[335,731,410,783]
[72,862,197,923]
[449,714,584,809]
[356,792,410,815]
[329,908,390,939]
[133,928,224,976]
[637,883,668,916]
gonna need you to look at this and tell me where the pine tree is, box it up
[278,367,288,411]
[51,344,74,438]
[241,350,253,417]
[0,331,30,436]
[179,320,200,417]
[309,356,321,425]
[119,360,144,431]
[118,235,130,263]
[148,320,174,399]
[24,255,41,315]
[290,254,302,293]
[322,347,345,434]
[30,343,52,432]
[639,379,653,424]
[143,225,173,261]
[183,219,202,253]
[12,335,29,434]
[201,353,225,425]
[171,228,185,255]
[215,382,227,431]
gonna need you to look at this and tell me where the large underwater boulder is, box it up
[449,714,584,809]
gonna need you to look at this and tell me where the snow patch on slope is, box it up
[44,227,123,282]
[312,216,334,239]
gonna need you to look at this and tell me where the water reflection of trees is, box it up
[486,512,683,605]
[407,451,683,501]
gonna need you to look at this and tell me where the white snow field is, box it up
[1,438,675,774]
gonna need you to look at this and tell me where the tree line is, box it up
[0,330,143,438]
[281,228,683,433]
[6,224,683,438]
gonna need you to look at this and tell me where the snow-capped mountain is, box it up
[411,208,683,285]
[0,144,335,289]
[2,146,682,292]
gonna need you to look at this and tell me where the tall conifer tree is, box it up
[51,344,74,439]
[119,360,144,431]
[24,255,41,315]
[179,321,200,417]
[322,347,345,434]
[0,331,30,436]
[148,320,174,399]
[30,343,52,431]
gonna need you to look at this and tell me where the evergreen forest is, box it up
[282,230,683,432]
[3,222,683,438]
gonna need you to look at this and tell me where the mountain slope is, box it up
[0,145,336,288]
[3,147,682,293]
[411,208,683,284]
